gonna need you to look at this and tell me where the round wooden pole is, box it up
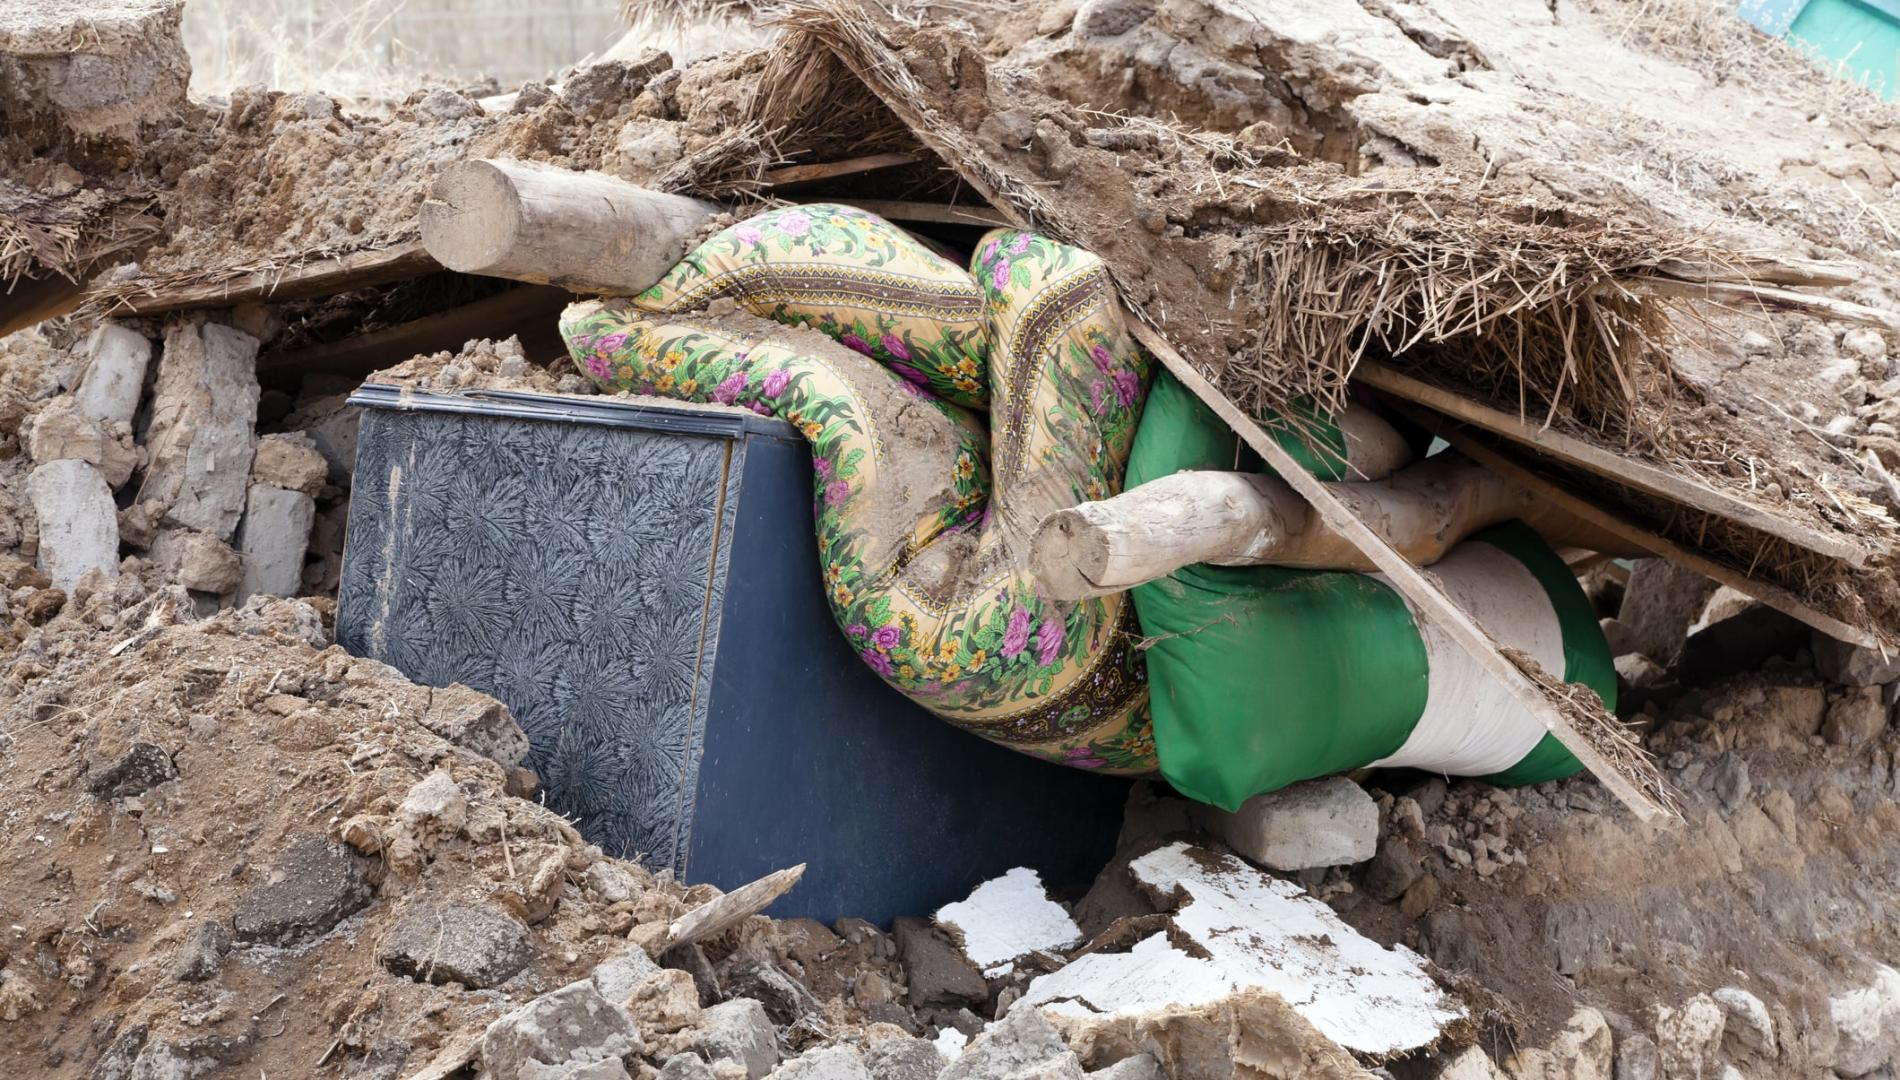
[420,159,719,294]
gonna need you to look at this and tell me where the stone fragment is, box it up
[1004,1053,1087,1079]
[232,833,375,945]
[236,484,315,600]
[1652,995,1725,1080]
[688,999,780,1079]
[1616,560,1718,664]
[893,917,988,1009]
[941,1007,1072,1080]
[421,683,532,768]
[379,902,533,988]
[593,944,663,1006]
[1813,631,1900,687]
[523,1060,632,1080]
[861,1036,945,1080]
[664,942,724,1006]
[629,968,704,1033]
[1431,1046,1504,1079]
[1363,836,1423,902]
[26,398,136,487]
[146,321,260,540]
[250,432,329,495]
[1824,686,1889,746]
[171,921,232,982]
[150,528,242,594]
[1613,1033,1658,1080]
[1090,1054,1163,1079]
[1190,775,1378,870]
[722,961,821,1025]
[1830,965,1900,1077]
[1761,684,1827,736]
[1504,1007,1612,1080]
[27,459,118,589]
[765,1046,874,1079]
[659,1054,719,1080]
[75,323,152,424]
[1681,607,1808,685]
[89,742,176,799]
[483,981,643,1078]
[1614,654,1668,689]
[1712,986,1776,1059]
[1708,753,1750,812]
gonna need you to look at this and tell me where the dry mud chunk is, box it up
[232,833,374,945]
[171,920,232,982]
[88,741,175,799]
[892,917,988,1009]
[250,433,329,496]
[422,682,532,767]
[379,902,534,989]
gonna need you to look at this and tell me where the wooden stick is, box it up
[763,151,922,186]
[88,244,439,316]
[1355,362,1876,567]
[1620,275,1900,333]
[1650,255,1861,288]
[661,864,805,953]
[1396,408,1884,650]
[1128,320,1671,821]
[420,159,719,294]
[838,199,1012,228]
[1030,458,1551,600]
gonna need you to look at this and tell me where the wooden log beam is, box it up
[1127,319,1673,822]
[1355,361,1877,568]
[420,159,719,294]
[837,199,1012,228]
[88,243,440,316]
[1391,405,1884,650]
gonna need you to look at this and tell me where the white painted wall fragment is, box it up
[936,868,1082,976]
[1019,842,1463,1057]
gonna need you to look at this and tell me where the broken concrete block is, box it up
[482,981,644,1078]
[27,398,137,487]
[1504,1007,1612,1080]
[893,916,988,1009]
[860,1037,944,1080]
[940,1007,1071,1080]
[1191,775,1377,870]
[236,484,315,600]
[0,0,190,140]
[76,323,152,424]
[658,1055,718,1080]
[764,1046,874,1079]
[1824,686,1889,746]
[1652,995,1725,1080]
[251,432,329,496]
[232,833,375,945]
[627,968,703,1034]
[1614,653,1668,689]
[1814,631,1900,687]
[523,1059,632,1080]
[150,528,242,595]
[378,902,534,989]
[593,944,663,1006]
[1021,843,1462,1057]
[146,321,260,540]
[687,999,779,1079]
[935,867,1081,975]
[722,961,820,1026]
[1426,1046,1502,1079]
[1089,1054,1161,1079]
[27,459,119,589]
[419,683,532,768]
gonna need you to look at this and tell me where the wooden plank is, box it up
[91,243,439,315]
[662,864,805,952]
[838,199,1012,228]
[1390,407,1884,650]
[1355,361,1876,568]
[1129,320,1671,822]
[762,152,922,186]
[258,285,572,378]
[0,272,84,337]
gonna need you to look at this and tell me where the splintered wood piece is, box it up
[420,159,719,294]
[663,864,805,952]
[1398,408,1883,650]
[1620,275,1900,333]
[1128,320,1671,822]
[1355,361,1876,568]
[762,151,922,186]
[1650,254,1861,288]
[91,244,439,316]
